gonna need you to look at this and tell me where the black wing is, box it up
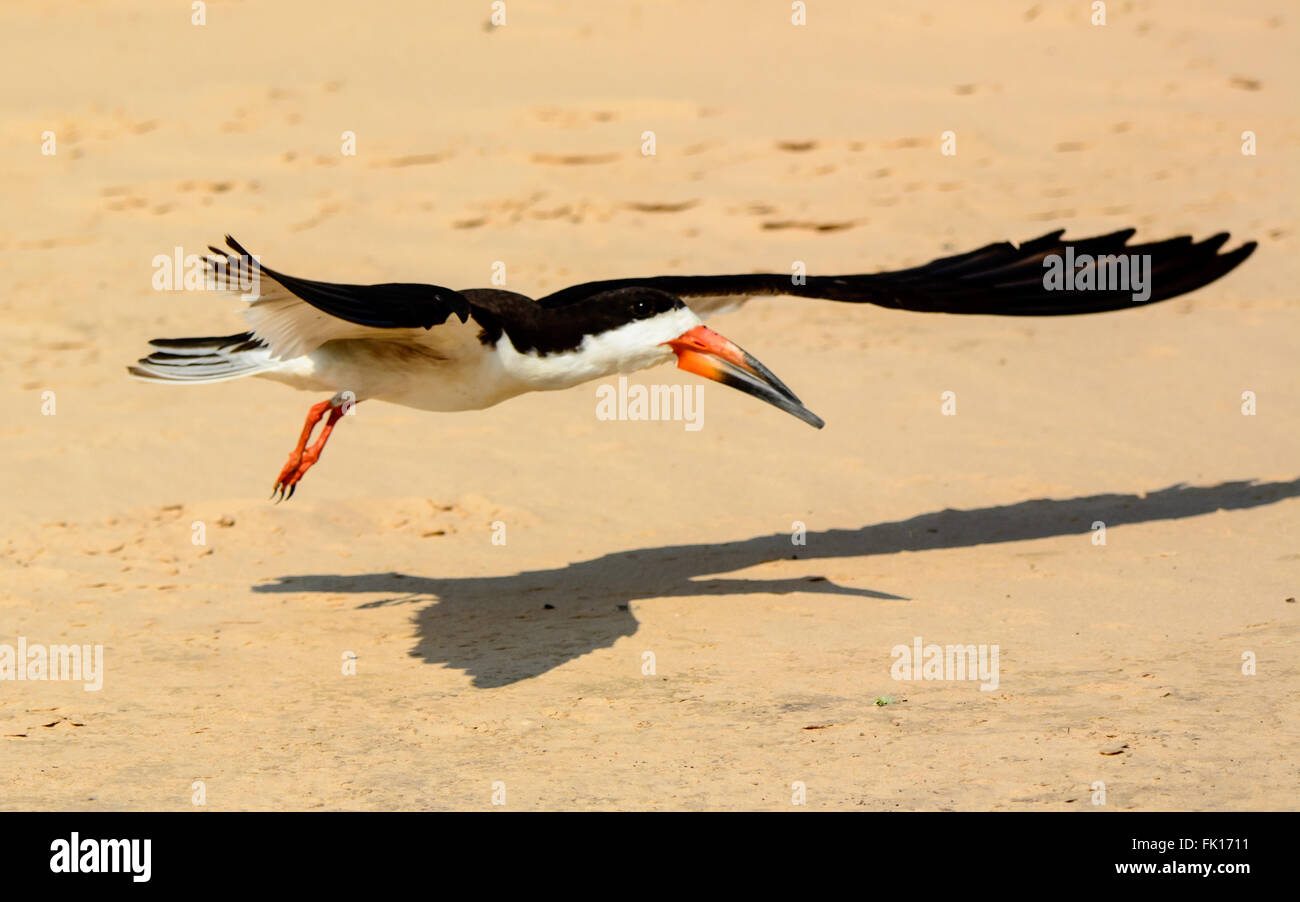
[538,229,1256,316]
[212,236,470,329]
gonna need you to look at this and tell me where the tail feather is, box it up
[128,331,275,384]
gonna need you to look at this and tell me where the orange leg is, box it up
[272,397,348,501]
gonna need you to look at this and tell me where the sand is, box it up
[1,0,1296,809]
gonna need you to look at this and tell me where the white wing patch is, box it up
[205,250,442,361]
[242,287,428,360]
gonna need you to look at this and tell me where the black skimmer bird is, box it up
[129,229,1255,499]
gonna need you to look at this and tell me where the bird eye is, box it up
[632,298,655,318]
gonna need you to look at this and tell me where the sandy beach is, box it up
[1,0,1296,809]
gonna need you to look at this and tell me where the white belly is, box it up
[251,309,693,413]
[258,338,525,412]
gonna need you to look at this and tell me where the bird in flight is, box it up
[129,229,1255,499]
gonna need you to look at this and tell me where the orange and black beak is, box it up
[666,325,824,429]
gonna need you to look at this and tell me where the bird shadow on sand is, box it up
[254,477,1299,688]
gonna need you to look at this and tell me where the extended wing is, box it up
[538,229,1256,317]
[206,237,471,359]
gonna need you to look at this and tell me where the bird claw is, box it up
[271,453,317,502]
[272,455,303,502]
[269,397,345,504]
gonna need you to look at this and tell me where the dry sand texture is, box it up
[1,1,1297,809]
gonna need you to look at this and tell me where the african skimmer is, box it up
[129,229,1255,499]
